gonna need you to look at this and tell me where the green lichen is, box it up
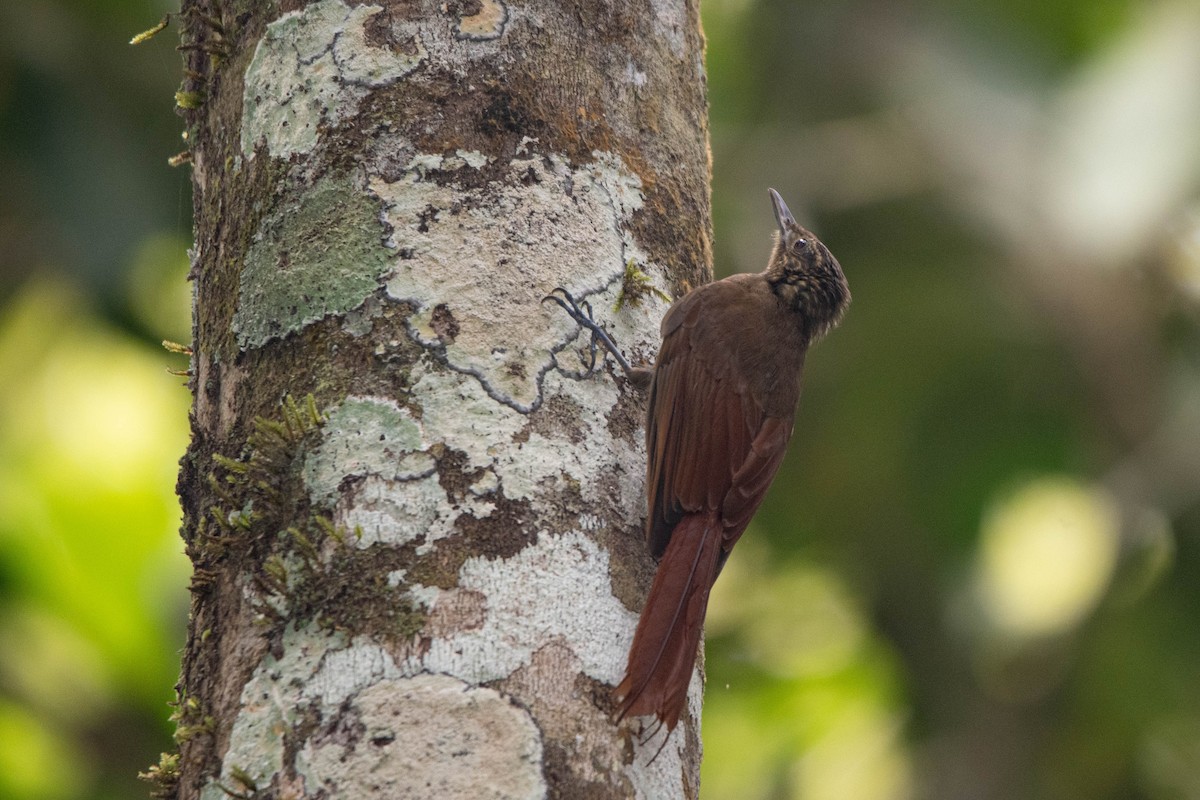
[241,0,426,159]
[303,397,432,507]
[232,172,393,349]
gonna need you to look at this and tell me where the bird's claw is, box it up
[542,287,606,375]
[541,287,592,325]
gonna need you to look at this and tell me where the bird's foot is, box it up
[543,287,632,377]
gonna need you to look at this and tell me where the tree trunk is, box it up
[167,1,712,798]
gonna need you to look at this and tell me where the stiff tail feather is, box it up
[613,511,724,731]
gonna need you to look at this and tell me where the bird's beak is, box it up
[769,188,796,234]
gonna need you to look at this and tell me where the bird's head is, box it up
[765,188,850,340]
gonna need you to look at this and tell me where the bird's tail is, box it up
[613,510,723,732]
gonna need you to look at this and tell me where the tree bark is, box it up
[169,1,712,798]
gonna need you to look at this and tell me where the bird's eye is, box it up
[791,238,808,255]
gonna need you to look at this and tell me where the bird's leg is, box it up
[543,288,653,389]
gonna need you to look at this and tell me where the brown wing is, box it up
[645,282,798,558]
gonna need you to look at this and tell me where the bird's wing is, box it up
[645,285,795,558]
[720,415,793,549]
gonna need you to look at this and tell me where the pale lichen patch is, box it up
[412,531,635,685]
[410,368,526,471]
[470,468,500,496]
[204,602,689,799]
[377,149,669,412]
[404,365,647,540]
[232,171,392,349]
[198,625,347,800]
[491,369,645,520]
[341,290,385,337]
[293,360,651,571]
[300,362,652,555]
[307,637,404,706]
[241,0,426,160]
[456,149,490,168]
[627,722,693,800]
[303,397,433,507]
[406,152,447,177]
[299,675,544,800]
[339,471,495,552]
[304,395,495,551]
[202,630,544,800]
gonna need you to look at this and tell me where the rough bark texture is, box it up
[171,1,712,798]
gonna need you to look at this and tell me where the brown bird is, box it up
[545,188,850,734]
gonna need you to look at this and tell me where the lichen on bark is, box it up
[233,171,394,349]
[174,0,712,797]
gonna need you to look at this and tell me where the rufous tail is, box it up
[613,511,723,731]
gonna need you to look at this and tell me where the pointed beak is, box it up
[769,188,796,234]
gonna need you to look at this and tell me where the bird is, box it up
[544,188,850,735]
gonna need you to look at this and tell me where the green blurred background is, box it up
[1,1,1198,798]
